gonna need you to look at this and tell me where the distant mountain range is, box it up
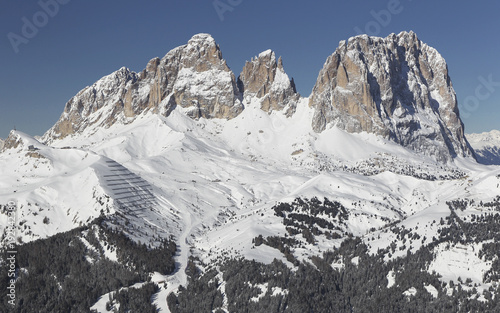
[467,130,500,165]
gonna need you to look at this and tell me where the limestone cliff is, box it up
[238,49,299,116]
[42,31,474,163]
[43,34,243,142]
[309,31,474,162]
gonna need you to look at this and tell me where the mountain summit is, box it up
[309,31,473,162]
[43,32,473,163]
[238,49,300,116]
[43,34,244,142]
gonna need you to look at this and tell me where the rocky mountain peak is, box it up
[309,31,473,162]
[1,130,38,152]
[41,32,474,163]
[163,33,242,119]
[187,33,216,46]
[238,49,299,116]
[43,33,243,142]
[1,131,20,152]
[394,30,419,45]
[179,33,226,71]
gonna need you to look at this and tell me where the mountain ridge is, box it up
[467,129,500,165]
[37,31,474,164]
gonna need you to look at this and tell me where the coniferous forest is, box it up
[0,217,176,313]
[1,198,499,312]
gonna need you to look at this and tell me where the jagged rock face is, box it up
[0,138,4,151]
[49,67,139,139]
[2,131,22,152]
[166,34,242,119]
[44,34,242,141]
[238,50,299,115]
[309,31,474,162]
[42,31,474,163]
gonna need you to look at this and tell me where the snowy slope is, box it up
[2,96,499,311]
[0,131,175,246]
[0,131,109,242]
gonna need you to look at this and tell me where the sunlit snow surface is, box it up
[1,98,499,312]
[467,130,500,165]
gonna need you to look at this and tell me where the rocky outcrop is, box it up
[238,50,299,115]
[309,31,474,162]
[2,131,22,151]
[43,34,243,142]
[1,131,31,152]
[166,34,243,119]
[1,131,45,154]
[48,67,139,139]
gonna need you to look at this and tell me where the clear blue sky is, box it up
[1,0,499,139]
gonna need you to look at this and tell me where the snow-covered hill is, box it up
[467,130,500,165]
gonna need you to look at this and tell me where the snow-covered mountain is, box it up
[467,129,500,165]
[309,31,473,163]
[42,33,244,142]
[1,32,499,312]
[238,49,300,116]
[42,32,473,164]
